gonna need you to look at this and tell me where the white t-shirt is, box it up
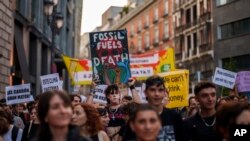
[3,125,23,141]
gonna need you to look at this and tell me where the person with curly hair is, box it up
[72,103,109,141]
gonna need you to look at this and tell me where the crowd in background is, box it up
[0,75,250,141]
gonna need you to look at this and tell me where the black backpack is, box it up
[11,126,19,141]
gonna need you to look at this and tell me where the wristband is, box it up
[129,85,135,90]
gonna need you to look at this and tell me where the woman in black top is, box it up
[21,106,40,141]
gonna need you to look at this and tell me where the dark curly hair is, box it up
[75,103,103,135]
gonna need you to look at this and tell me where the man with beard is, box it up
[184,82,221,141]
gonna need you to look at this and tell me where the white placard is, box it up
[40,73,61,92]
[74,71,93,82]
[141,83,147,103]
[6,84,34,105]
[213,67,237,89]
[131,67,154,78]
[93,85,108,104]
[130,54,159,65]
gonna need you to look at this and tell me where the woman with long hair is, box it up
[35,90,89,141]
[72,103,109,141]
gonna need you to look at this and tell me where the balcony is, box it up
[199,12,211,23]
[163,11,168,18]
[144,45,150,51]
[162,34,169,42]
[175,52,182,61]
[184,22,191,30]
[175,25,184,34]
[153,18,158,24]
[199,43,212,53]
[153,40,159,47]
[144,23,149,29]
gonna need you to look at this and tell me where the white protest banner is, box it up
[213,67,237,89]
[6,84,34,105]
[236,71,250,92]
[130,54,159,65]
[73,71,93,83]
[131,67,154,78]
[93,85,108,104]
[40,73,61,92]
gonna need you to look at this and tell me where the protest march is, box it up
[1,28,250,141]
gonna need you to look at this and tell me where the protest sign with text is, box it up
[236,71,250,92]
[6,84,34,105]
[40,73,61,92]
[89,29,131,85]
[93,85,108,104]
[159,70,189,108]
[213,67,237,89]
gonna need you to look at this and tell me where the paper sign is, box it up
[140,83,147,103]
[6,84,34,105]
[93,85,108,104]
[236,71,250,92]
[89,29,131,85]
[213,67,237,89]
[131,67,154,79]
[74,71,93,82]
[159,70,189,108]
[40,73,61,92]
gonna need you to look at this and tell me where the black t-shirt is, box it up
[158,108,188,141]
[118,123,136,141]
[107,107,125,127]
[21,122,40,141]
[184,113,222,141]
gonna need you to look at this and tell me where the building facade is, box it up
[213,0,250,71]
[0,0,14,99]
[0,0,82,98]
[110,0,173,54]
[173,0,214,91]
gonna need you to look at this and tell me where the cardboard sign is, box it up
[159,70,189,108]
[236,71,250,92]
[40,73,61,92]
[93,85,108,104]
[213,67,237,89]
[89,29,131,85]
[6,84,34,105]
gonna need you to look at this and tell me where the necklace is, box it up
[201,116,216,127]
[109,107,118,120]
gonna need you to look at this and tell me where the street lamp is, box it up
[44,0,64,73]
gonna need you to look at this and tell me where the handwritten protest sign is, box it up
[213,67,237,89]
[40,73,61,92]
[236,71,250,92]
[159,70,189,108]
[93,85,108,104]
[89,29,131,85]
[6,84,34,105]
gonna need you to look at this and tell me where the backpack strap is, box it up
[11,126,19,141]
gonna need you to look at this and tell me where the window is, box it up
[187,35,191,57]
[145,14,149,26]
[154,7,158,20]
[218,18,250,39]
[138,36,142,51]
[138,20,142,31]
[131,25,134,35]
[186,9,191,24]
[193,5,197,21]
[164,0,169,14]
[164,20,169,38]
[193,33,197,54]
[216,0,236,6]
[145,32,150,47]
[154,26,159,43]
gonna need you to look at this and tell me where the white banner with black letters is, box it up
[40,73,61,92]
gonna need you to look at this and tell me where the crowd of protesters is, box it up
[0,75,250,141]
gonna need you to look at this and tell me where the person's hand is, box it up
[128,77,136,87]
